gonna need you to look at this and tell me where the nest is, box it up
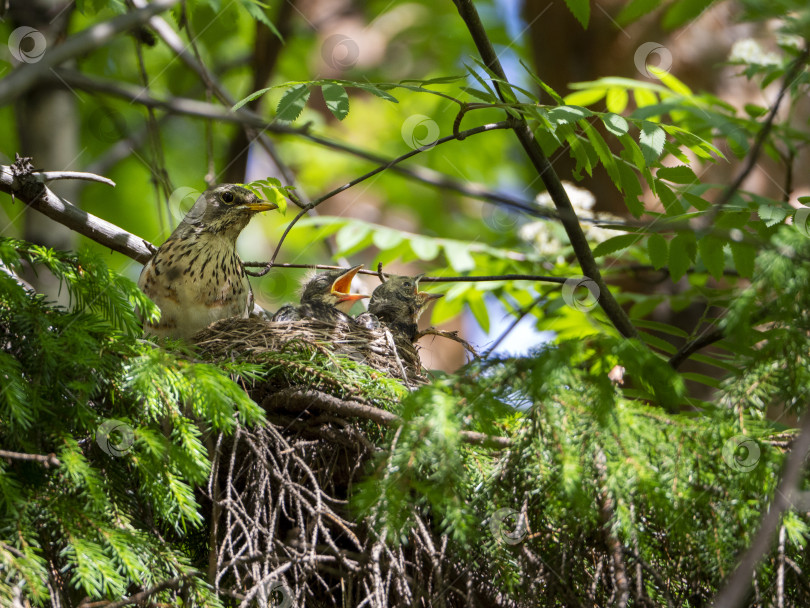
[193,316,428,386]
[186,318,509,606]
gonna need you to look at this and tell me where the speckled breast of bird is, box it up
[139,232,251,340]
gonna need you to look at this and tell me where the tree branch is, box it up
[0,449,60,468]
[263,387,511,448]
[700,46,809,227]
[0,162,153,264]
[48,68,564,223]
[711,408,810,608]
[450,0,638,339]
[0,0,181,106]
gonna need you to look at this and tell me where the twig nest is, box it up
[192,316,428,385]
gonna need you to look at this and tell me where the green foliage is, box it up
[0,238,263,606]
[356,338,799,604]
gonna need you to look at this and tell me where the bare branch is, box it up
[34,171,115,187]
[0,449,60,468]
[263,387,511,448]
[0,163,153,264]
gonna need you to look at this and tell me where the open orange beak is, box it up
[331,265,370,309]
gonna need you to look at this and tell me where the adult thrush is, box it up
[138,184,276,340]
[357,274,442,342]
[272,265,368,323]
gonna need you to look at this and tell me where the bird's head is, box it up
[178,184,277,241]
[368,274,442,322]
[301,265,369,313]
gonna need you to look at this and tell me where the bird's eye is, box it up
[220,191,235,204]
[403,281,412,288]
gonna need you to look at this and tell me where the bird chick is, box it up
[272,265,369,323]
[138,184,276,340]
[357,274,442,342]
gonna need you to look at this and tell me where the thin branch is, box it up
[0,162,154,264]
[701,46,809,227]
[34,171,116,187]
[450,0,638,339]
[47,69,566,223]
[77,575,190,608]
[252,121,516,273]
[483,292,545,358]
[263,387,511,448]
[668,326,725,370]
[0,449,60,468]
[243,261,568,285]
[711,407,810,608]
[0,0,181,106]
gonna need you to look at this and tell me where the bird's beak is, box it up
[331,264,370,303]
[241,199,278,212]
[414,274,443,303]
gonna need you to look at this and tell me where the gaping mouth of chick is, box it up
[331,265,369,304]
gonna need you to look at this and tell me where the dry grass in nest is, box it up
[192,316,428,386]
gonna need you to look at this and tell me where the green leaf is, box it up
[232,87,272,111]
[698,236,726,280]
[730,241,756,278]
[372,228,405,250]
[443,242,476,272]
[335,223,371,255]
[563,88,606,107]
[669,233,695,281]
[466,291,490,333]
[239,0,283,41]
[276,85,310,122]
[563,0,590,27]
[409,236,441,261]
[354,83,399,103]
[617,0,662,24]
[618,163,645,216]
[462,87,497,103]
[757,203,788,227]
[663,0,716,30]
[639,122,666,166]
[633,87,658,108]
[581,120,621,190]
[546,105,593,125]
[592,234,640,258]
[605,87,629,114]
[657,165,698,184]
[647,233,668,269]
[602,113,629,136]
[321,83,349,120]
